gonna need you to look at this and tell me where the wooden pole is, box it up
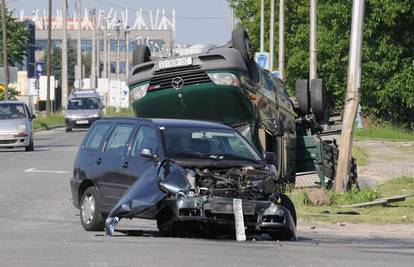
[335,0,365,193]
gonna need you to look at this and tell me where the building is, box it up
[18,8,176,81]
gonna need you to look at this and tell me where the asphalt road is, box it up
[0,128,413,267]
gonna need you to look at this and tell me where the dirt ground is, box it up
[355,140,414,188]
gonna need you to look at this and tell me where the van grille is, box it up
[149,65,211,91]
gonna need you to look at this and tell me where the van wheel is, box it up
[231,28,252,63]
[280,194,297,226]
[132,45,151,66]
[25,138,34,152]
[295,79,310,115]
[80,187,105,231]
[310,79,325,121]
[65,127,72,132]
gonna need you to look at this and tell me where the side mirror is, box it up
[140,148,156,160]
[264,152,276,164]
[29,114,36,120]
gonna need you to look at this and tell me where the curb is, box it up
[34,124,65,133]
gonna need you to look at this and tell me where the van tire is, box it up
[296,79,310,114]
[310,79,325,120]
[231,28,252,63]
[132,45,151,66]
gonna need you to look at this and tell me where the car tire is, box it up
[231,28,252,63]
[295,79,310,115]
[25,138,34,152]
[132,45,151,66]
[310,79,325,120]
[65,127,72,133]
[80,187,105,231]
[280,194,297,226]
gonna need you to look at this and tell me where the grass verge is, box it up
[355,125,414,141]
[33,113,65,130]
[290,176,414,224]
[104,108,134,117]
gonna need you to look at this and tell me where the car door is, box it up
[97,123,136,209]
[118,124,161,190]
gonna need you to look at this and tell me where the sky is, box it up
[6,0,234,45]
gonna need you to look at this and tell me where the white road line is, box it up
[24,168,70,174]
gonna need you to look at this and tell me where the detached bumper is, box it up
[165,196,296,239]
[65,117,100,129]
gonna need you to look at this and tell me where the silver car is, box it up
[0,101,35,151]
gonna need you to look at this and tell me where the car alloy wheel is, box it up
[81,193,95,225]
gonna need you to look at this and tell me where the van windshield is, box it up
[68,98,99,110]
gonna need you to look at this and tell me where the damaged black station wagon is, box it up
[71,118,296,240]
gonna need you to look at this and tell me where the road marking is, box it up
[24,168,70,174]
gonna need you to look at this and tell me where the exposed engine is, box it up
[184,166,279,199]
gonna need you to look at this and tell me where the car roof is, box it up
[0,100,25,105]
[100,117,233,131]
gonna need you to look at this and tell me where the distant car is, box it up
[70,117,297,240]
[0,101,36,151]
[65,89,104,132]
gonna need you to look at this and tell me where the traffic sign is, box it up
[35,62,45,79]
[255,52,270,70]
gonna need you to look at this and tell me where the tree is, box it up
[0,8,29,66]
[228,0,414,127]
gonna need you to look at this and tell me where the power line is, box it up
[93,0,231,20]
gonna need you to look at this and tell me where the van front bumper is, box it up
[65,117,101,129]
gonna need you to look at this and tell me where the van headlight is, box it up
[130,83,149,101]
[17,124,26,132]
[90,114,100,118]
[207,73,240,86]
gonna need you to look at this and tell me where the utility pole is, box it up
[1,0,9,100]
[310,0,317,80]
[335,0,365,193]
[125,26,130,80]
[269,0,275,71]
[107,32,111,80]
[90,8,96,89]
[61,0,68,109]
[259,0,264,52]
[76,0,82,89]
[115,23,120,82]
[96,20,100,80]
[279,0,285,81]
[103,24,107,79]
[46,0,52,115]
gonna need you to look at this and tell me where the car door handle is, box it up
[96,158,102,165]
[122,161,129,168]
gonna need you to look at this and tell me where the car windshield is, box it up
[162,127,262,162]
[67,97,99,110]
[0,103,26,120]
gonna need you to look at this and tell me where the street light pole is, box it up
[259,0,264,52]
[76,0,82,89]
[115,23,120,82]
[279,0,285,80]
[125,26,130,80]
[1,0,9,100]
[61,0,68,109]
[103,24,107,79]
[46,0,52,115]
[269,0,275,71]
[310,0,318,80]
[90,8,96,89]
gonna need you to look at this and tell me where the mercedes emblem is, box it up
[171,77,184,90]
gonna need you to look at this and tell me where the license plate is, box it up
[158,57,192,69]
[0,134,14,140]
[76,120,89,125]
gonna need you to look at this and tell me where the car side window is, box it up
[131,126,158,157]
[84,123,112,151]
[105,124,135,155]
